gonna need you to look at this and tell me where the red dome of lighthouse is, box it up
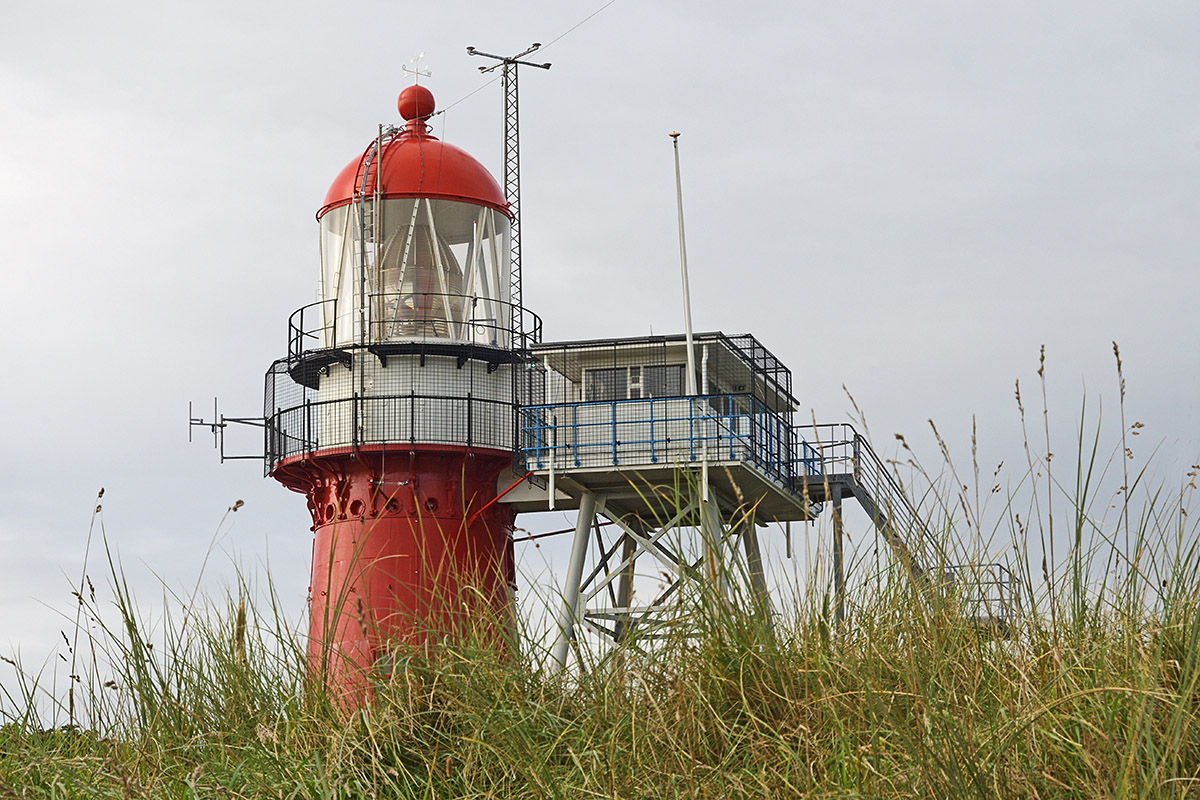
[318,86,509,218]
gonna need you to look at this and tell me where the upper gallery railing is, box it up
[286,293,543,360]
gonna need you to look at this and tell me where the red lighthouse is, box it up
[264,85,539,694]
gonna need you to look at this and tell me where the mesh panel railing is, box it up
[263,346,536,473]
[519,394,822,494]
[719,333,793,408]
[531,332,797,413]
[265,392,519,470]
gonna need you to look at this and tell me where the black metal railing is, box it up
[286,293,543,362]
[530,332,797,414]
[287,300,335,362]
[796,422,944,563]
[943,562,1022,629]
[265,391,519,471]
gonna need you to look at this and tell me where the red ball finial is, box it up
[397,85,436,121]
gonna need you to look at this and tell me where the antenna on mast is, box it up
[466,43,550,332]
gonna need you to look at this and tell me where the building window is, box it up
[644,364,685,398]
[584,364,686,401]
[585,367,627,401]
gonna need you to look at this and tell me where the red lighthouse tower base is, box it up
[273,445,515,695]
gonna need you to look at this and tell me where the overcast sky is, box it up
[2,1,1198,702]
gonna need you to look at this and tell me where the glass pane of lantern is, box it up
[318,198,513,347]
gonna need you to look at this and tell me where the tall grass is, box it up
[2,358,1198,798]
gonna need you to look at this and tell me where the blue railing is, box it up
[796,439,824,484]
[519,394,823,495]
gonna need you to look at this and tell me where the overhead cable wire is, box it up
[541,0,617,49]
[434,0,618,117]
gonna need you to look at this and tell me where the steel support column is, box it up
[699,492,727,600]
[833,494,846,625]
[613,524,640,642]
[549,491,598,673]
[740,518,771,620]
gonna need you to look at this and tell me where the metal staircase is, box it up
[796,425,942,578]
[796,423,1020,632]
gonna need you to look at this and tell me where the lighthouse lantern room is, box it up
[315,85,517,353]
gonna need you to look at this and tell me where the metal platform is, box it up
[501,404,1022,670]
[500,458,819,523]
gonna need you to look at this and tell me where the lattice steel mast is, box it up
[466,43,550,333]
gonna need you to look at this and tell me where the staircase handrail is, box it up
[795,422,946,570]
[848,429,947,567]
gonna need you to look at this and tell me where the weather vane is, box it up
[402,52,431,83]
